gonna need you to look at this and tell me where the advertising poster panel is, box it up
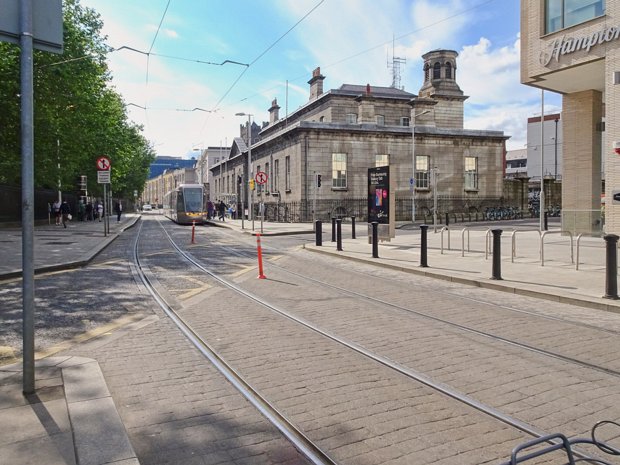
[368,166,395,241]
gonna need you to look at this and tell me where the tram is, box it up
[163,184,207,224]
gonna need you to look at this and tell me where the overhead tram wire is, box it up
[217,0,499,113]
[143,0,172,131]
[206,0,325,113]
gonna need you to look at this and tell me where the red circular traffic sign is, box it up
[96,156,111,171]
[255,171,268,184]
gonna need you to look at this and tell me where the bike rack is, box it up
[575,232,604,270]
[439,226,450,254]
[459,226,492,257]
[540,230,574,266]
[510,229,542,263]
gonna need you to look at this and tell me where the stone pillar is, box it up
[562,90,602,234]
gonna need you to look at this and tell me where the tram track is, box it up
[132,220,337,465]
[197,229,620,380]
[137,218,620,463]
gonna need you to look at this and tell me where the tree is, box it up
[0,0,155,199]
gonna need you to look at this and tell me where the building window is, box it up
[415,155,430,189]
[256,165,262,193]
[376,115,385,126]
[445,62,452,79]
[424,63,430,82]
[332,153,347,188]
[433,62,441,79]
[319,116,325,122]
[465,156,479,190]
[346,113,358,124]
[274,159,279,192]
[376,154,389,167]
[545,0,605,34]
[400,116,410,127]
[265,162,269,193]
[285,156,291,191]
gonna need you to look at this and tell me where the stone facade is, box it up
[211,52,508,222]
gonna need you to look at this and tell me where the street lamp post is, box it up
[236,112,254,228]
[432,167,439,232]
[412,110,431,224]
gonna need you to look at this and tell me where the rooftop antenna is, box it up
[387,35,406,90]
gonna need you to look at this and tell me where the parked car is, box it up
[142,204,152,211]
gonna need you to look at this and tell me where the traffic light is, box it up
[77,175,87,191]
[317,174,322,187]
[249,179,255,190]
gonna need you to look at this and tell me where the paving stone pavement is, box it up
[2,214,620,464]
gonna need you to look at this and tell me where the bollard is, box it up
[191,220,196,244]
[491,229,502,280]
[445,212,449,227]
[256,234,267,279]
[336,219,343,251]
[420,224,429,268]
[544,211,548,231]
[603,234,619,299]
[351,216,356,239]
[371,221,379,258]
[331,217,336,242]
[315,220,322,246]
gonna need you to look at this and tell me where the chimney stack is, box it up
[268,98,280,125]
[308,67,325,101]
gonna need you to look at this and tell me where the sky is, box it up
[79,0,561,158]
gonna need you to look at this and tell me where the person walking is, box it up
[218,200,226,222]
[59,200,71,228]
[96,201,104,221]
[53,199,61,225]
[114,200,123,222]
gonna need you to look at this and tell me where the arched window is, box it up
[424,64,430,82]
[445,62,452,79]
[433,62,441,80]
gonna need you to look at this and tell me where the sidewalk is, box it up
[0,213,141,465]
[211,217,620,314]
[1,214,619,465]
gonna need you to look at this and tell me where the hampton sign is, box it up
[540,25,620,66]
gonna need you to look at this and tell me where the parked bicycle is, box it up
[500,420,620,464]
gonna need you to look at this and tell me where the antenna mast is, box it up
[387,36,406,90]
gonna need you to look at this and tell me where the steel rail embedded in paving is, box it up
[133,220,337,465]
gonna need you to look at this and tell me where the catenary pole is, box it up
[540,90,545,231]
[20,0,35,394]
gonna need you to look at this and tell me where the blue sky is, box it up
[79,0,561,157]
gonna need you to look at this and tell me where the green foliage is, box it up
[0,0,155,199]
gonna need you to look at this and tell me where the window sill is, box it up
[464,189,479,193]
[415,188,430,192]
[331,187,348,191]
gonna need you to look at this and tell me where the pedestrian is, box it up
[230,203,236,220]
[53,199,61,225]
[207,200,214,220]
[78,200,85,221]
[85,201,93,221]
[97,201,104,221]
[114,200,123,222]
[218,200,226,221]
[59,200,71,228]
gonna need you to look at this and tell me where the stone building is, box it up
[211,50,509,222]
